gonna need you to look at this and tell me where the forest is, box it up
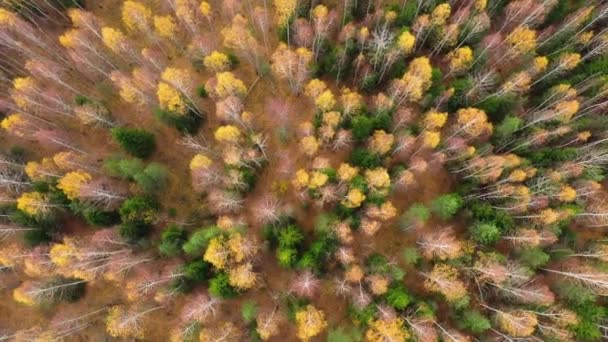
[0,0,607,340]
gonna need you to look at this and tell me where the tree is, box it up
[430,193,463,220]
[417,228,463,260]
[13,277,86,306]
[365,317,409,342]
[422,264,468,302]
[458,310,491,334]
[159,225,187,257]
[384,283,411,310]
[111,127,156,158]
[469,222,501,244]
[271,43,313,93]
[105,305,162,339]
[295,305,327,341]
[204,51,231,72]
[209,272,238,298]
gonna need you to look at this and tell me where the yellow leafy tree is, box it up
[315,90,336,112]
[448,46,473,74]
[431,3,451,26]
[456,107,492,138]
[122,1,152,33]
[57,171,92,200]
[17,192,50,217]
[214,125,242,143]
[101,27,128,53]
[308,171,329,189]
[157,82,187,114]
[199,1,212,21]
[154,15,178,39]
[423,263,468,302]
[295,305,327,341]
[228,262,257,290]
[305,79,327,98]
[397,30,415,54]
[338,163,359,182]
[423,110,448,130]
[204,236,230,270]
[495,309,538,337]
[369,130,394,155]
[273,0,297,26]
[292,169,310,189]
[506,27,537,56]
[342,188,366,208]
[190,154,213,170]
[204,51,231,72]
[214,72,247,98]
[299,136,320,156]
[366,317,410,342]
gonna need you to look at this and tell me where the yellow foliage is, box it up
[0,8,17,27]
[474,0,487,11]
[365,168,391,189]
[506,27,537,56]
[101,27,127,53]
[13,285,34,306]
[58,29,77,48]
[312,4,328,18]
[299,136,320,156]
[190,154,213,170]
[204,51,230,72]
[214,125,242,143]
[157,82,187,114]
[396,30,416,55]
[342,188,366,208]
[423,110,448,129]
[495,310,538,337]
[340,88,363,115]
[228,262,257,290]
[448,46,473,73]
[322,111,341,127]
[369,130,394,155]
[57,171,92,200]
[154,15,177,38]
[559,53,581,70]
[204,236,229,270]
[508,169,527,183]
[1,113,27,136]
[308,171,329,189]
[17,192,48,216]
[199,1,212,17]
[338,163,359,181]
[422,130,441,148]
[122,1,152,33]
[555,100,579,123]
[215,72,247,98]
[400,57,433,102]
[293,169,310,189]
[456,107,492,137]
[25,158,58,182]
[295,305,327,341]
[315,90,336,112]
[558,185,577,202]
[431,3,451,26]
[273,0,297,26]
[49,240,77,267]
[366,317,409,342]
[305,79,327,98]
[423,263,468,302]
[106,306,145,339]
[532,56,549,74]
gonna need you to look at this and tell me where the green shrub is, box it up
[111,127,156,158]
[402,247,421,266]
[158,224,188,257]
[83,208,120,226]
[351,115,375,140]
[350,148,382,168]
[430,193,463,220]
[209,272,238,298]
[134,163,169,193]
[183,260,211,283]
[119,221,150,242]
[458,310,491,334]
[469,222,501,244]
[241,301,258,324]
[384,283,411,310]
[154,108,203,134]
[183,226,222,256]
[104,157,145,180]
[196,85,208,98]
[278,224,304,249]
[277,247,298,268]
[399,203,430,229]
[119,196,158,225]
[517,247,550,269]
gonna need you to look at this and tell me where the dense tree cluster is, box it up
[0,0,608,340]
